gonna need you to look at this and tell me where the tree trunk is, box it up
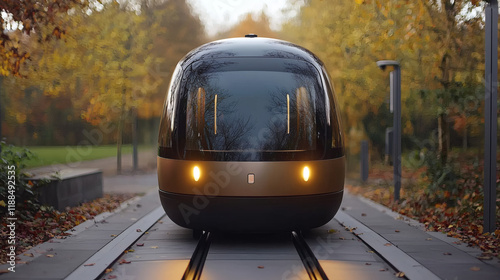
[438,53,451,164]
[0,76,3,153]
[132,107,138,172]
[438,113,448,163]
[117,117,123,174]
[117,88,126,174]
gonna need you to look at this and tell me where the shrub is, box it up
[0,142,45,215]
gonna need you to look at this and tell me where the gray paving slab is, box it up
[51,239,110,251]
[4,250,96,279]
[201,259,309,280]
[425,231,488,255]
[99,259,189,280]
[305,223,385,263]
[405,248,487,265]
[126,241,199,258]
[319,260,397,280]
[341,191,500,280]
[207,234,298,257]
[424,263,500,280]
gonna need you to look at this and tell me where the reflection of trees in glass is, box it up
[263,70,320,152]
[183,57,334,160]
[185,64,253,153]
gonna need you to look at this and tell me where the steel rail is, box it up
[291,231,329,280]
[181,231,212,280]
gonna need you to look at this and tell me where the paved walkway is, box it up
[27,150,159,194]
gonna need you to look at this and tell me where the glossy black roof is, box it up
[179,37,324,69]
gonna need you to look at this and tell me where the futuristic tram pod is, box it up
[157,35,345,233]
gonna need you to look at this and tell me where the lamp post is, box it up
[376,60,401,201]
[483,0,498,234]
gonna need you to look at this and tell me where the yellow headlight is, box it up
[193,166,201,182]
[302,166,310,182]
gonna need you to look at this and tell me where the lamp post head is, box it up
[376,60,400,71]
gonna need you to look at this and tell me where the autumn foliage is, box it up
[1,0,205,146]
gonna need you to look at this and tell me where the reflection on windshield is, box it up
[184,70,318,159]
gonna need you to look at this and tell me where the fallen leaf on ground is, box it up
[46,254,54,258]
[365,262,372,265]
[426,238,433,241]
[107,275,117,279]
[395,271,405,278]
[136,229,142,232]
[119,259,131,265]
[379,268,387,272]
[361,213,367,216]
[384,243,392,246]
[136,243,144,246]
[443,252,452,255]
[110,234,117,237]
[24,253,34,257]
[150,246,159,249]
[395,230,400,233]
[84,263,95,266]
[105,268,113,273]
[477,255,493,260]
[257,266,264,269]
[0,270,10,274]
[470,266,480,271]
[328,229,337,234]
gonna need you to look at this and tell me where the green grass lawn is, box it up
[17,145,150,168]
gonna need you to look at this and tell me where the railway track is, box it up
[58,203,442,280]
[181,230,330,280]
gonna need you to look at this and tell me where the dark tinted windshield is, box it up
[183,59,321,160]
[158,57,343,161]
